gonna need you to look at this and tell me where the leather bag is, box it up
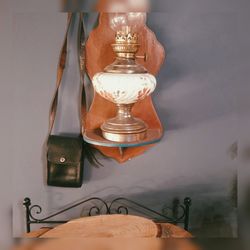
[47,135,84,187]
[47,13,87,188]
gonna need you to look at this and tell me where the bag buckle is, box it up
[60,157,66,163]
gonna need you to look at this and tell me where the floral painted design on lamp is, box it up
[93,73,156,104]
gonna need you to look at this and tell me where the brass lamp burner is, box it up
[93,30,156,143]
[105,31,147,74]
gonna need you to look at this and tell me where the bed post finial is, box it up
[23,197,31,207]
[23,197,31,233]
[184,197,191,231]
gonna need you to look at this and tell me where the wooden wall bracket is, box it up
[84,13,165,163]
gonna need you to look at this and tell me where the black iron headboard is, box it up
[23,197,192,233]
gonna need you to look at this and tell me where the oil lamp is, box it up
[93,12,157,143]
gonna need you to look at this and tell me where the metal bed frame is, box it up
[23,196,192,233]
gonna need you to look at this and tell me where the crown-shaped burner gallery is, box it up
[115,31,139,44]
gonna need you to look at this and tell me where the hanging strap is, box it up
[49,13,86,136]
[78,13,87,135]
[48,13,103,166]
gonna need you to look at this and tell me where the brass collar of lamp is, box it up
[93,13,157,143]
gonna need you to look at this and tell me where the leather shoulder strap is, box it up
[49,13,86,135]
[78,13,87,135]
[49,13,72,134]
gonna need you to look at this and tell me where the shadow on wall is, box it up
[191,202,235,238]
[196,239,243,250]
[124,188,237,238]
[241,144,250,221]
[244,187,250,219]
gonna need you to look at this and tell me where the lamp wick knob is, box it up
[136,53,148,62]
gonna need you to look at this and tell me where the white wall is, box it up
[1,0,250,249]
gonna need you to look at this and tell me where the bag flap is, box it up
[47,135,83,164]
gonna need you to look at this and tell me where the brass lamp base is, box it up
[101,104,147,143]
